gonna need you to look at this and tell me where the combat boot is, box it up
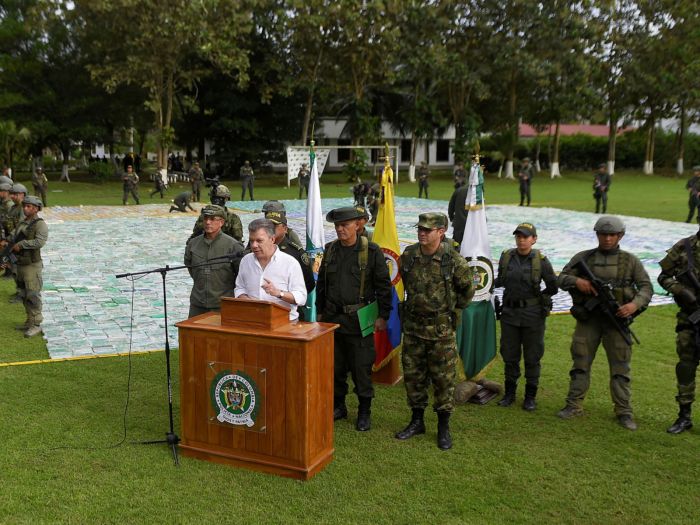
[497,380,516,407]
[667,404,693,434]
[557,405,584,419]
[333,397,347,421]
[436,410,452,450]
[617,414,637,431]
[522,384,537,411]
[24,325,42,338]
[395,408,426,440]
[356,396,372,431]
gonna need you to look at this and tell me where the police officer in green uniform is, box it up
[189,161,203,202]
[31,167,48,207]
[658,228,700,433]
[494,223,558,411]
[395,213,474,450]
[298,163,310,199]
[685,166,700,223]
[448,183,469,245]
[190,184,243,243]
[240,160,254,201]
[518,157,534,207]
[184,204,244,318]
[418,162,430,199]
[1,196,48,337]
[316,206,393,431]
[593,163,611,214]
[557,216,652,430]
[261,200,303,246]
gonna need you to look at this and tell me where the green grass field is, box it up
[1,169,698,523]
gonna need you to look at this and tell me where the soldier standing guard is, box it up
[121,165,140,205]
[453,163,467,188]
[395,213,474,450]
[298,163,310,199]
[31,167,48,207]
[685,166,700,223]
[240,160,255,201]
[556,216,652,430]
[593,163,611,214]
[189,161,203,202]
[658,229,700,433]
[316,206,393,432]
[517,157,534,206]
[494,223,558,410]
[1,196,48,337]
[418,161,430,198]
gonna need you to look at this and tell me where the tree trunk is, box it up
[409,130,417,182]
[504,72,517,180]
[534,136,541,173]
[643,118,655,175]
[676,103,686,177]
[608,108,617,175]
[550,120,562,178]
[300,49,323,146]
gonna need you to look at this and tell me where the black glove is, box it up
[675,288,697,310]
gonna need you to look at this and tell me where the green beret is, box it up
[326,206,365,223]
[513,222,537,236]
[201,204,226,219]
[415,212,448,230]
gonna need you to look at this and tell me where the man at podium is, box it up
[234,218,307,320]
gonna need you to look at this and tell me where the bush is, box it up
[88,161,115,184]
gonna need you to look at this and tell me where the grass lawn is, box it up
[1,168,698,523]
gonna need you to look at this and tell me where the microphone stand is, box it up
[116,254,237,466]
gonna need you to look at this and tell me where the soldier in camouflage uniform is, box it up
[169,191,196,213]
[121,165,140,205]
[395,212,474,450]
[494,223,558,411]
[0,182,13,240]
[240,160,255,201]
[593,163,611,214]
[190,184,243,243]
[6,183,27,300]
[418,162,430,199]
[658,229,700,433]
[518,157,534,207]
[189,161,203,202]
[685,166,700,223]
[1,196,48,337]
[297,163,310,199]
[557,216,652,430]
[316,206,393,432]
[31,167,48,207]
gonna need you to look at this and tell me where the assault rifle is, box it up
[574,258,640,346]
[0,230,25,267]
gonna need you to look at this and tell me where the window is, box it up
[436,140,450,162]
[337,139,351,163]
[401,140,411,162]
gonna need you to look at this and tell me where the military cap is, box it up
[594,215,625,234]
[10,183,28,194]
[265,210,287,225]
[201,204,226,219]
[262,200,286,213]
[0,182,11,192]
[598,162,607,169]
[693,165,700,172]
[522,157,531,162]
[415,212,448,230]
[23,195,43,209]
[513,222,537,237]
[326,206,366,223]
[213,184,230,199]
[36,166,43,172]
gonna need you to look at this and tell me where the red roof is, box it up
[520,124,634,138]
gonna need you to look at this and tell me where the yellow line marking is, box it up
[0,348,164,368]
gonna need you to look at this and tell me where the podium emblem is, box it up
[210,370,259,427]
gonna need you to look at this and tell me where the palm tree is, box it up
[0,120,31,173]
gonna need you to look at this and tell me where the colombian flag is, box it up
[372,156,403,371]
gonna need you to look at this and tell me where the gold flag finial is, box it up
[472,140,481,164]
[380,142,393,168]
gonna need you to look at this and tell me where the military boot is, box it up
[395,408,426,440]
[436,411,452,450]
[356,396,372,431]
[667,404,693,434]
[24,325,42,338]
[617,414,637,431]
[557,405,584,419]
[497,380,516,407]
[333,396,347,421]
[522,384,537,411]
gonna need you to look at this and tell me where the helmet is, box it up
[262,200,285,213]
[10,183,28,194]
[23,195,43,209]
[0,175,13,185]
[594,216,625,234]
[213,184,230,199]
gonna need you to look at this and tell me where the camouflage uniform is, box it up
[593,165,611,214]
[31,169,48,207]
[169,191,195,213]
[240,161,254,201]
[297,165,310,199]
[0,182,13,239]
[122,169,140,205]
[658,232,700,433]
[189,164,203,202]
[418,163,430,198]
[518,159,534,206]
[685,167,700,223]
[557,217,652,424]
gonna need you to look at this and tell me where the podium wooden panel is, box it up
[176,298,338,480]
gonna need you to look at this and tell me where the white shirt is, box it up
[234,246,307,320]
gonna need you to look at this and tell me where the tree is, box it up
[0,120,30,170]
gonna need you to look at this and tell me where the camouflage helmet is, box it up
[0,175,13,185]
[0,182,11,192]
[213,184,231,199]
[23,195,43,209]
[10,183,28,194]
[594,215,625,234]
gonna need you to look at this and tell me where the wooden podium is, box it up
[176,297,338,480]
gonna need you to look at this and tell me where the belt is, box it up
[503,297,541,308]
[342,303,366,314]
